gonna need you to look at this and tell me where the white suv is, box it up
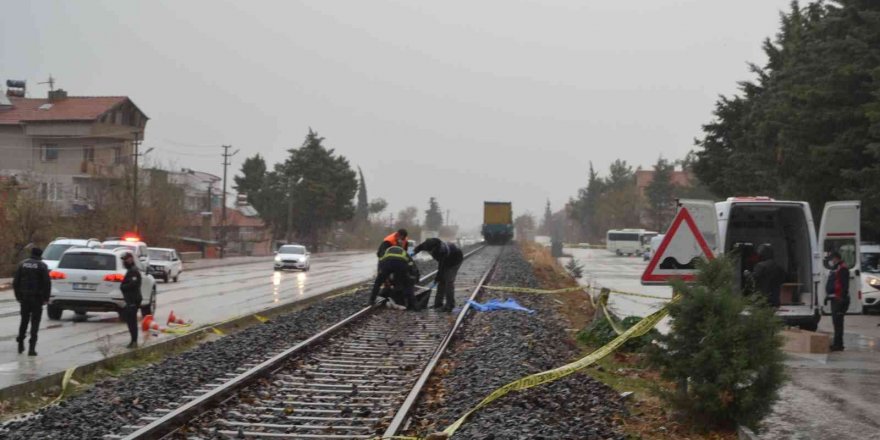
[42,237,101,270]
[47,247,157,320]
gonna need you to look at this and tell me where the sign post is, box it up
[641,207,715,285]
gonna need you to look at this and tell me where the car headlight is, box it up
[868,276,880,289]
[275,255,282,262]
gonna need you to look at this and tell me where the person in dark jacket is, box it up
[413,238,463,312]
[120,253,143,349]
[370,246,417,309]
[751,244,786,307]
[825,251,850,351]
[377,229,409,259]
[13,247,51,356]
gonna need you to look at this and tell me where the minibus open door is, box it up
[819,201,862,314]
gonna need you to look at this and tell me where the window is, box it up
[41,181,61,201]
[113,146,123,164]
[83,146,94,162]
[41,144,59,162]
[58,253,117,271]
[608,233,639,241]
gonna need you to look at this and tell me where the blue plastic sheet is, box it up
[467,298,535,314]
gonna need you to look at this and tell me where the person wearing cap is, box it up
[13,247,51,356]
[824,251,850,351]
[412,238,463,312]
[120,253,143,349]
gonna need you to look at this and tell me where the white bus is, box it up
[606,229,658,256]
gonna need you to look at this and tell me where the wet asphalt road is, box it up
[0,252,376,390]
[563,247,880,440]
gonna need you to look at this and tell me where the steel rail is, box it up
[121,245,487,440]
[382,246,501,437]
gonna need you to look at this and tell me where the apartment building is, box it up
[0,89,148,214]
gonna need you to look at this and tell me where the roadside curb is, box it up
[0,279,369,406]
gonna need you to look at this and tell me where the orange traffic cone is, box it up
[141,315,162,332]
[167,310,192,327]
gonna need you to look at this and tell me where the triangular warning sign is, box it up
[641,207,715,285]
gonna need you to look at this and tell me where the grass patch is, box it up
[519,241,594,331]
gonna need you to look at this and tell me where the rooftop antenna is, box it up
[38,75,55,91]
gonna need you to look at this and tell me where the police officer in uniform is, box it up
[13,247,51,356]
[370,246,417,309]
[120,253,143,349]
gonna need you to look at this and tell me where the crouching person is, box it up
[370,246,416,310]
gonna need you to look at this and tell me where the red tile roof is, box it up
[0,96,131,125]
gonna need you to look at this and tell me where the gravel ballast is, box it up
[0,287,382,439]
[407,245,625,439]
[0,256,441,439]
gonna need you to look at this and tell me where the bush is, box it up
[648,256,786,430]
[565,258,584,279]
[578,314,657,352]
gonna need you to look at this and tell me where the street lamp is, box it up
[286,176,303,243]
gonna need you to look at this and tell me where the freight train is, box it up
[481,201,513,244]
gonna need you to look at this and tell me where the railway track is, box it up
[112,244,503,439]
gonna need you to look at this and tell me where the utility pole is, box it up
[132,132,140,232]
[130,132,153,233]
[220,145,239,259]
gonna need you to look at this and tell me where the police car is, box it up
[680,197,862,330]
[42,237,101,270]
[47,246,157,320]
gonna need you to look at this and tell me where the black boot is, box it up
[16,337,24,354]
[28,340,37,356]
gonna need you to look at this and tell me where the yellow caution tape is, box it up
[596,289,626,335]
[482,285,585,294]
[254,314,269,323]
[325,285,364,300]
[52,366,78,403]
[211,327,226,336]
[441,296,678,437]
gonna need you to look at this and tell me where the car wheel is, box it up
[47,305,63,320]
[141,288,157,318]
[173,274,179,283]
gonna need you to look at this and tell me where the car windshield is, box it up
[861,252,880,273]
[58,253,117,271]
[43,244,74,260]
[279,245,305,255]
[149,250,173,261]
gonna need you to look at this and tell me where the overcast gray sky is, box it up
[3,0,792,231]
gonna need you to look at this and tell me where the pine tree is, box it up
[424,197,443,231]
[355,167,369,223]
[649,257,786,430]
[645,157,676,231]
[274,128,358,248]
[541,200,553,235]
